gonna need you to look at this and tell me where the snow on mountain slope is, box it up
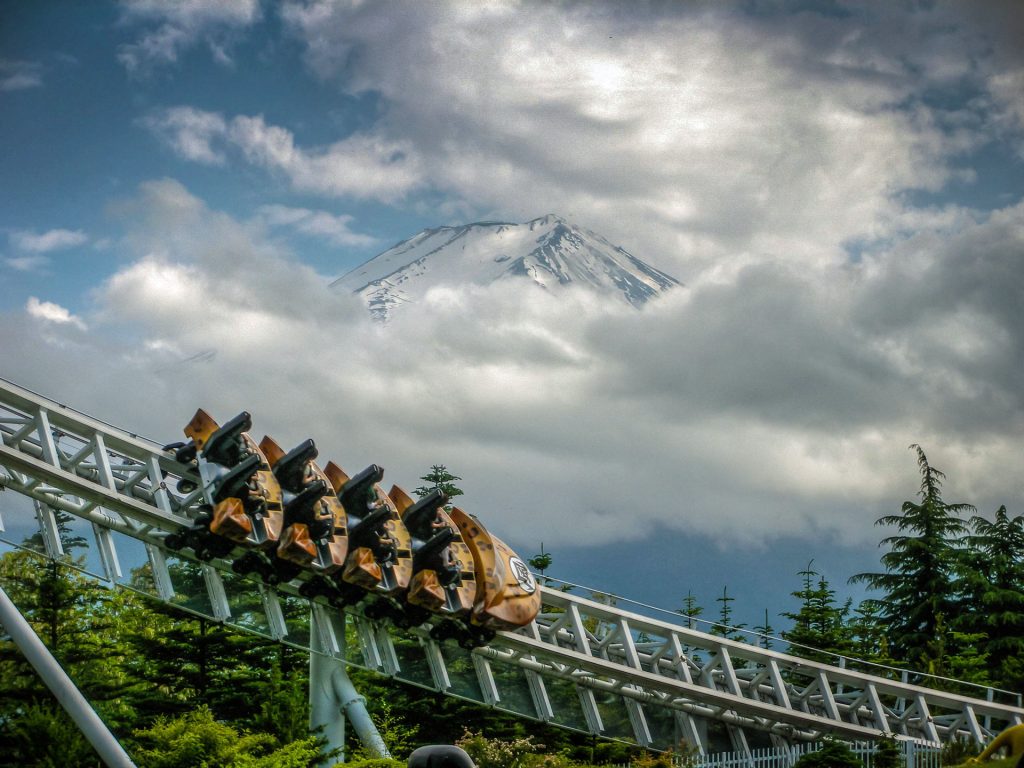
[331,215,680,320]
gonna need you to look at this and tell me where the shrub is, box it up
[338,759,406,768]
[792,739,864,768]
[872,737,903,768]
[456,730,542,768]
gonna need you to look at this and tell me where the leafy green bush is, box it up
[457,730,543,768]
[792,739,864,768]
[941,736,981,766]
[872,737,903,768]
[337,758,406,768]
[129,705,324,767]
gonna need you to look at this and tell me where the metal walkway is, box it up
[0,377,1020,757]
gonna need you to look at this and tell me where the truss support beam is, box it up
[0,583,138,768]
[2,375,1023,753]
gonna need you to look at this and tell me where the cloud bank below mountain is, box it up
[2,179,1021,552]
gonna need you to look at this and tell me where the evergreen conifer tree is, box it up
[850,445,971,665]
[958,505,1024,689]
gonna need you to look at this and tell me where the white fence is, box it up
[621,739,944,768]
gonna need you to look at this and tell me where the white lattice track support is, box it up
[1,375,1022,752]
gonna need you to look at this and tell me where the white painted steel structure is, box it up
[0,376,1021,758]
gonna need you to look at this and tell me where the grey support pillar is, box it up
[309,608,390,764]
[310,609,347,764]
[0,584,137,768]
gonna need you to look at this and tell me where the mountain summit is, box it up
[331,215,679,320]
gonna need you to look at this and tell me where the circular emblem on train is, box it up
[509,557,536,594]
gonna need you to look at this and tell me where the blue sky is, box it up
[2,1,1023,640]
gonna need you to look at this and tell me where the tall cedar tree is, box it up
[850,445,971,665]
[960,506,1024,690]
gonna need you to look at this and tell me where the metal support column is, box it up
[0,584,137,768]
[309,608,390,764]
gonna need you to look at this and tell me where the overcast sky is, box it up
[1,1,1022,639]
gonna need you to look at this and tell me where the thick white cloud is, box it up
[276,1,1024,272]
[26,297,87,330]
[3,181,1020,552]
[117,0,261,74]
[11,228,88,252]
[145,106,424,202]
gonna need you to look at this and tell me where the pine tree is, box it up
[527,543,553,577]
[783,563,852,662]
[0,545,135,733]
[677,590,704,631]
[414,465,464,502]
[847,600,900,672]
[120,560,280,725]
[959,505,1024,690]
[850,445,971,665]
[753,609,774,650]
[710,586,746,642]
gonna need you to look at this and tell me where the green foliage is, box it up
[340,759,406,768]
[0,549,135,729]
[851,445,972,665]
[677,590,704,630]
[783,562,852,662]
[415,465,464,502]
[528,543,553,576]
[633,742,699,768]
[872,737,903,768]
[348,699,420,761]
[0,701,101,768]
[753,608,775,649]
[792,739,863,768]
[456,729,543,768]
[958,505,1024,689]
[129,706,323,768]
[941,736,980,766]
[710,585,746,642]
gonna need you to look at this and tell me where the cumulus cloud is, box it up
[0,59,43,91]
[10,228,88,252]
[141,106,227,165]
[6,255,50,272]
[117,0,260,74]
[145,106,424,202]
[2,181,1021,552]
[257,204,379,247]
[274,1,1023,274]
[26,297,87,330]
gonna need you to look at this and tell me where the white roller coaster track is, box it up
[0,376,1020,758]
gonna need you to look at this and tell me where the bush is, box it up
[456,730,542,768]
[873,737,903,768]
[941,736,980,766]
[338,759,406,768]
[792,740,864,768]
[129,705,324,768]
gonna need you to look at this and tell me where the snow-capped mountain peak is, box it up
[331,215,679,320]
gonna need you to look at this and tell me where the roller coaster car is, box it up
[259,436,349,581]
[182,409,284,548]
[448,507,540,632]
[324,461,412,597]
[390,485,475,617]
